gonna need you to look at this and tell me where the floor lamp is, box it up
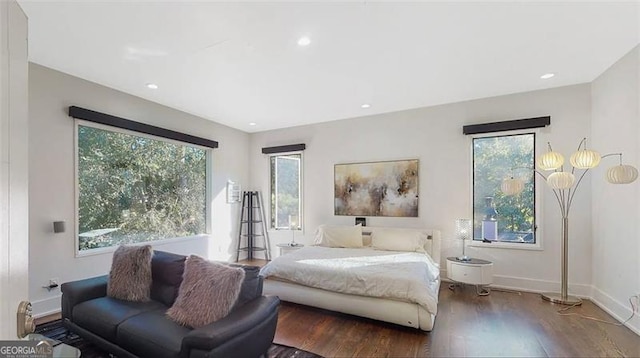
[501,138,638,305]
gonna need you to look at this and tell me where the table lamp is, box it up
[288,215,299,246]
[456,218,472,261]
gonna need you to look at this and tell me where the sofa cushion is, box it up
[229,264,261,307]
[151,250,186,306]
[107,245,153,302]
[72,296,165,342]
[167,255,245,328]
[117,309,190,358]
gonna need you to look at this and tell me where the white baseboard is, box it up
[591,287,640,336]
[492,274,592,297]
[441,269,592,297]
[442,270,639,337]
[31,295,62,318]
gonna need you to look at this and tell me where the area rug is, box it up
[36,320,322,358]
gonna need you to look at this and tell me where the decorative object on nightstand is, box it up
[446,257,493,296]
[455,218,472,261]
[502,138,638,305]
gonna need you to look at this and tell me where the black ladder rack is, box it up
[235,191,271,261]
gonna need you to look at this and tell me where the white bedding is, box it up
[259,246,440,314]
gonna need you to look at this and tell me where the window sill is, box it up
[75,234,208,258]
[268,228,303,232]
[468,240,543,251]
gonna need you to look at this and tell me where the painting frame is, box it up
[334,159,419,217]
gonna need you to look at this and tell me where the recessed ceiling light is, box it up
[540,73,555,79]
[297,36,311,47]
[249,122,257,126]
[146,83,159,89]
[361,104,371,109]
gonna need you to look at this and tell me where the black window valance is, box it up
[463,116,550,135]
[261,144,306,154]
[68,106,219,149]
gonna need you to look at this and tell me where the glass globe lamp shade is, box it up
[455,218,472,241]
[455,218,472,261]
[547,171,575,189]
[288,215,299,230]
[570,149,601,169]
[606,165,639,184]
[501,178,525,195]
[537,151,564,170]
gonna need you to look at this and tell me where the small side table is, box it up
[446,257,493,296]
[276,243,304,256]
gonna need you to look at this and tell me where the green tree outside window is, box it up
[473,133,536,243]
[77,125,208,251]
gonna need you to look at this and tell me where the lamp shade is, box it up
[501,178,525,195]
[537,151,564,170]
[288,215,299,230]
[570,149,600,169]
[455,219,472,241]
[606,165,639,184]
[547,171,575,189]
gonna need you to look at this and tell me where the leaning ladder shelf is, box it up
[235,191,271,262]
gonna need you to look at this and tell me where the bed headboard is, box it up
[362,227,442,266]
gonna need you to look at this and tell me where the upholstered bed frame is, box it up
[263,228,441,331]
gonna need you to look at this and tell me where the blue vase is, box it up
[481,197,498,241]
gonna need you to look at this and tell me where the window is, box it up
[77,123,209,252]
[472,133,536,244]
[270,153,302,230]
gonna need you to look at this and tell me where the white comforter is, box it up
[259,246,440,314]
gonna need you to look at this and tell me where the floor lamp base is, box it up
[541,292,583,305]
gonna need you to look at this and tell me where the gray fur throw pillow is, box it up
[167,255,246,328]
[107,245,153,302]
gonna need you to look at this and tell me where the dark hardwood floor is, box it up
[274,284,640,357]
[36,264,640,357]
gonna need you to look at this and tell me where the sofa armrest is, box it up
[61,275,108,320]
[183,295,280,352]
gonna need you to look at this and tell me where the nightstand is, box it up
[276,243,304,256]
[446,257,493,296]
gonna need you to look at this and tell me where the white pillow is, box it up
[371,228,427,253]
[314,225,363,248]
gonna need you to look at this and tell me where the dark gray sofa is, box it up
[61,250,280,358]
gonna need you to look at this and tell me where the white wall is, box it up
[250,84,594,295]
[591,45,640,334]
[28,64,250,317]
[0,0,29,339]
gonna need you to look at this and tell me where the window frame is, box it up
[468,129,544,251]
[74,119,212,257]
[268,151,303,231]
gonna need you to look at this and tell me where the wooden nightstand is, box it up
[277,243,304,256]
[446,257,493,296]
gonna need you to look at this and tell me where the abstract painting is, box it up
[334,159,418,217]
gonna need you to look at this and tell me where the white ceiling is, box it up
[18,1,640,133]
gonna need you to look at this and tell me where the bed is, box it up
[260,226,441,331]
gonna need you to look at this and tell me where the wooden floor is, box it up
[36,265,640,357]
[274,284,640,357]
